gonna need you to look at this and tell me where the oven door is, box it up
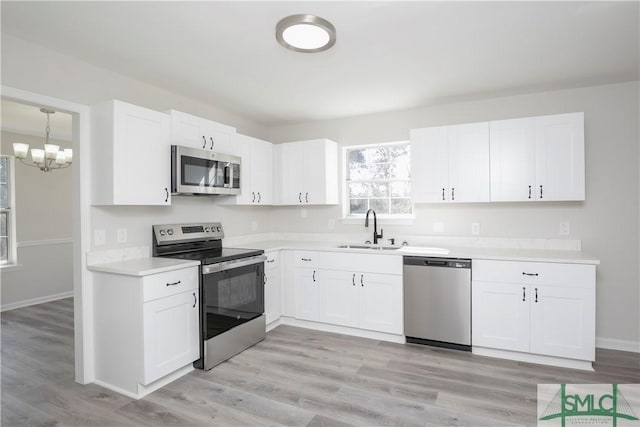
[171,145,241,195]
[201,255,266,341]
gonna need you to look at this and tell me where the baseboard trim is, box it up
[1,291,73,312]
[473,347,594,371]
[93,364,194,400]
[278,316,405,344]
[596,337,640,353]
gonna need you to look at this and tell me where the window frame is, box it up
[0,155,17,267]
[341,141,414,221]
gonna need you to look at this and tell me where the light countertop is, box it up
[88,257,200,276]
[240,240,600,265]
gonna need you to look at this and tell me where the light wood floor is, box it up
[2,298,638,426]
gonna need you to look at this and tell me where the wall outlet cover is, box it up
[433,222,445,233]
[559,222,570,235]
[116,228,128,243]
[251,221,258,232]
[471,223,480,235]
[300,208,307,218]
[94,229,106,246]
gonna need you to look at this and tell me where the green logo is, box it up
[539,384,639,427]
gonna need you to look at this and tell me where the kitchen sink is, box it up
[337,244,400,251]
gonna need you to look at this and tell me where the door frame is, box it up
[1,85,93,384]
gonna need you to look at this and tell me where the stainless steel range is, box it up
[152,222,266,370]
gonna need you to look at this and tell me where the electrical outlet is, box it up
[251,221,258,232]
[300,208,307,218]
[433,222,444,233]
[328,219,335,230]
[471,223,480,235]
[116,228,128,243]
[94,229,106,246]
[559,222,570,235]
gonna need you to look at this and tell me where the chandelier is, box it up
[12,108,72,172]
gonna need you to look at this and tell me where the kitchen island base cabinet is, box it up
[93,266,199,399]
[472,259,595,368]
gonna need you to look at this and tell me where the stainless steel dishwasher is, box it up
[403,256,472,351]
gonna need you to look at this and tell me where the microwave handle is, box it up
[224,163,231,188]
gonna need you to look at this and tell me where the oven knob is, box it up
[216,226,222,232]
[167,229,174,236]
[159,229,166,236]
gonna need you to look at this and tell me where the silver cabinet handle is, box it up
[522,272,539,276]
[352,273,356,286]
[166,280,181,287]
[193,292,197,308]
[528,185,532,199]
[451,187,455,201]
[202,135,207,149]
[360,274,364,287]
[522,287,526,302]
[540,185,543,199]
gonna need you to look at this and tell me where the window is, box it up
[0,156,14,265]
[345,142,411,217]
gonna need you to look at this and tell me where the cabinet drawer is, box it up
[324,252,402,275]
[265,250,280,271]
[142,266,199,302]
[294,251,323,268]
[472,259,595,288]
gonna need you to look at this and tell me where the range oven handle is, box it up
[202,255,267,275]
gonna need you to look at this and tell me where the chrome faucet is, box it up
[364,209,383,244]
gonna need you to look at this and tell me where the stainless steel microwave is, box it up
[171,145,241,196]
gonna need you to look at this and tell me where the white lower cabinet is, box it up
[264,251,282,325]
[293,251,403,335]
[472,260,595,362]
[93,265,200,398]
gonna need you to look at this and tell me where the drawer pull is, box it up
[522,272,539,277]
[267,259,275,263]
[522,287,526,302]
[301,258,312,262]
[166,280,181,287]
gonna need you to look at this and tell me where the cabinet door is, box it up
[410,127,449,203]
[169,110,209,149]
[489,118,536,202]
[358,273,403,334]
[113,102,171,205]
[319,270,359,328]
[530,285,595,361]
[534,112,585,201]
[142,290,199,385]
[208,127,235,155]
[265,267,281,325]
[448,122,490,202]
[302,140,330,205]
[251,139,273,204]
[279,143,305,205]
[294,268,319,321]
[472,281,530,352]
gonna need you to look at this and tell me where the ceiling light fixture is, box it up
[12,108,72,172]
[276,14,336,53]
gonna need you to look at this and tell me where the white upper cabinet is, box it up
[275,139,339,205]
[219,134,273,205]
[91,100,171,206]
[411,122,490,203]
[167,109,238,155]
[490,112,585,202]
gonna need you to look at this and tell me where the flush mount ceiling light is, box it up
[276,14,336,53]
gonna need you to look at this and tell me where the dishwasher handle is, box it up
[403,256,471,269]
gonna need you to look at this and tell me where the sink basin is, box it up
[397,246,450,255]
[337,244,400,251]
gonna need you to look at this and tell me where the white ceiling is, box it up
[1,1,638,126]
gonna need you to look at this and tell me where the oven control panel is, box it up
[153,222,224,245]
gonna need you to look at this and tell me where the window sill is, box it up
[340,216,415,226]
[0,263,23,272]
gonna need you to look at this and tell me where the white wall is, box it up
[1,131,73,309]
[269,81,640,349]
